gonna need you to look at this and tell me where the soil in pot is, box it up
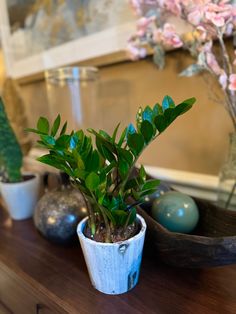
[83,219,140,243]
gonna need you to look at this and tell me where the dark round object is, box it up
[34,187,87,244]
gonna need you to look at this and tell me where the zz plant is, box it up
[28,95,195,243]
[0,97,23,182]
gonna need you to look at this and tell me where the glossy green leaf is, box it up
[77,154,85,170]
[85,172,100,191]
[142,106,153,123]
[139,165,146,183]
[127,133,144,156]
[142,179,160,191]
[126,123,136,137]
[112,123,120,142]
[37,117,49,133]
[40,135,56,146]
[162,95,175,111]
[140,120,153,143]
[118,127,127,147]
[86,150,100,172]
[153,103,163,116]
[51,114,61,137]
[25,128,47,135]
[117,147,133,165]
[111,209,129,226]
[118,157,129,179]
[55,134,70,148]
[60,121,67,135]
[127,207,136,225]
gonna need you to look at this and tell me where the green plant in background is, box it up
[0,97,23,183]
[28,95,195,243]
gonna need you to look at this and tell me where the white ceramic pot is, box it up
[0,174,40,220]
[77,214,146,295]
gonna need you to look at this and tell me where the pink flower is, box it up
[204,2,233,27]
[188,9,203,25]
[136,16,155,36]
[126,43,147,60]
[229,74,236,91]
[219,71,228,90]
[196,26,207,41]
[164,0,182,16]
[206,52,222,75]
[156,23,183,48]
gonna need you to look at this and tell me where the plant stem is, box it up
[81,190,96,236]
[73,179,96,235]
[91,192,112,243]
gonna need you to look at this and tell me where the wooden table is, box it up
[0,207,236,314]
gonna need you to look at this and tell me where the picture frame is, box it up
[0,0,135,81]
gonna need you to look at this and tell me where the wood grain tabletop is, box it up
[0,206,236,314]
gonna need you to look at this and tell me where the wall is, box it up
[0,50,6,90]
[5,49,233,176]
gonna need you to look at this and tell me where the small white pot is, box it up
[0,174,40,220]
[77,214,146,295]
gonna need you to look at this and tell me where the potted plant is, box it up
[0,97,40,220]
[28,95,195,294]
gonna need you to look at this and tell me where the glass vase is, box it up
[217,133,236,210]
[45,67,99,132]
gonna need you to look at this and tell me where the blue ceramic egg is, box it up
[152,191,199,233]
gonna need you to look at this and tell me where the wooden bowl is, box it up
[138,197,236,268]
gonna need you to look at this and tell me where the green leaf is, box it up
[99,130,111,140]
[111,209,129,226]
[176,98,196,115]
[153,103,163,116]
[118,127,127,147]
[127,207,136,225]
[140,120,153,143]
[51,114,61,136]
[126,123,136,137]
[124,178,139,190]
[26,128,47,135]
[142,106,153,123]
[117,147,133,165]
[77,154,85,170]
[96,137,115,163]
[139,165,146,183]
[162,95,175,111]
[86,150,100,172]
[112,123,120,142]
[142,179,160,191]
[118,158,129,179]
[40,135,56,146]
[37,155,72,175]
[55,134,70,148]
[127,133,145,156]
[70,133,79,150]
[85,172,100,191]
[37,117,49,133]
[60,121,67,135]
[74,168,87,180]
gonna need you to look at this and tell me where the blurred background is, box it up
[0,0,232,176]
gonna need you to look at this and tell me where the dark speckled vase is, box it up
[34,187,87,244]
